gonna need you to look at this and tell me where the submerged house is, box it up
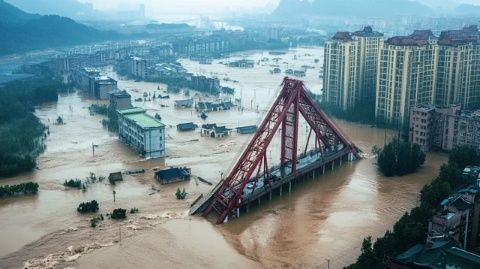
[236,125,257,134]
[201,124,231,138]
[174,98,193,108]
[177,122,198,132]
[155,167,191,185]
[196,101,233,112]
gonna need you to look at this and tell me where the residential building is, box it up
[176,122,197,132]
[73,67,99,90]
[129,57,147,79]
[375,30,438,126]
[236,125,257,134]
[118,107,165,158]
[228,59,254,68]
[323,27,383,111]
[409,105,480,151]
[201,124,231,138]
[388,180,480,269]
[353,27,384,104]
[91,76,118,100]
[174,99,193,108]
[323,31,360,111]
[110,90,132,110]
[155,167,191,185]
[195,101,233,112]
[436,26,480,110]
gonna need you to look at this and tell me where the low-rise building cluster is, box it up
[388,167,480,268]
[409,105,480,151]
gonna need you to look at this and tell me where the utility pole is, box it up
[325,259,330,269]
[113,190,116,203]
[92,143,98,158]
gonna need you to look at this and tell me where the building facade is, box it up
[323,32,360,111]
[375,30,438,126]
[436,26,480,110]
[409,105,480,151]
[110,90,132,110]
[118,107,165,158]
[91,76,118,100]
[129,57,147,79]
[323,27,383,111]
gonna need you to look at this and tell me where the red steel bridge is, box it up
[191,77,360,224]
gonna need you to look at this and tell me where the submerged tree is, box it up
[377,138,425,176]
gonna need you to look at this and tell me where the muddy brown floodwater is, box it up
[0,47,446,269]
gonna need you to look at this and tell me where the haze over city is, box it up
[1,0,480,269]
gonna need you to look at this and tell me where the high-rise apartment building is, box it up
[323,27,383,111]
[323,32,360,111]
[375,30,438,126]
[324,25,480,129]
[354,27,384,104]
[436,26,480,110]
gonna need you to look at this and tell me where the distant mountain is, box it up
[272,0,434,19]
[0,0,39,25]
[454,4,480,15]
[0,0,120,55]
[5,0,98,20]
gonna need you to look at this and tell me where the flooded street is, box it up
[0,47,446,268]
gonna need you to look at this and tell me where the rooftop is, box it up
[332,32,353,42]
[110,90,131,98]
[123,112,165,129]
[438,25,480,46]
[353,26,383,38]
[118,107,145,115]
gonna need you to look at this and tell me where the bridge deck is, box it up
[190,147,351,215]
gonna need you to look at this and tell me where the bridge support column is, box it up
[258,198,261,205]
[236,208,240,218]
[313,169,315,180]
[269,191,272,200]
[323,165,325,174]
[340,157,342,166]
[348,152,354,161]
[280,185,283,196]
[289,182,291,193]
[332,160,335,171]
[246,203,249,213]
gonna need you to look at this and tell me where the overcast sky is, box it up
[78,0,278,16]
[76,0,480,18]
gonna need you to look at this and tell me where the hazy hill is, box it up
[0,0,120,55]
[0,0,39,25]
[272,0,433,19]
[5,0,97,19]
[454,4,480,15]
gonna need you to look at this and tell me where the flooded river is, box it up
[0,47,446,269]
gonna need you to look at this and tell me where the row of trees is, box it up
[0,75,66,176]
[345,145,480,269]
[376,138,426,176]
[0,182,39,197]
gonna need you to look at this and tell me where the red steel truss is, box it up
[203,77,359,224]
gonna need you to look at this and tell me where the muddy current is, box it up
[0,47,446,269]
